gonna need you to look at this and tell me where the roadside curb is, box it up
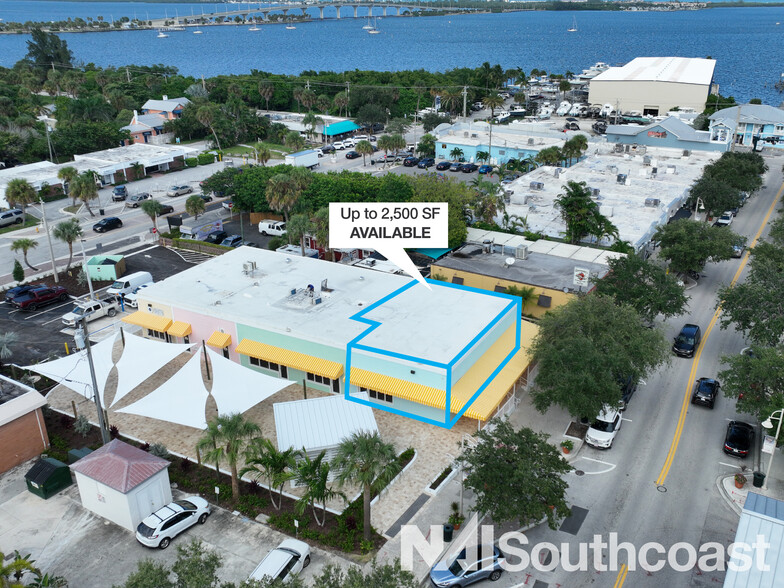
[716,474,745,516]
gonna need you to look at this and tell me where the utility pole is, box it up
[125,67,130,83]
[76,317,110,445]
[462,85,467,120]
[346,81,350,117]
[78,238,95,300]
[731,104,742,152]
[38,199,59,284]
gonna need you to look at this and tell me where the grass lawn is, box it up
[0,216,41,235]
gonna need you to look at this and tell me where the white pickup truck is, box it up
[61,297,121,327]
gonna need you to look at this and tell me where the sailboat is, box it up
[249,22,260,31]
[363,16,373,30]
[567,17,577,32]
[157,29,169,38]
[192,8,203,33]
[367,16,380,34]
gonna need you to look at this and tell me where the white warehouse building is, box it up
[588,57,717,117]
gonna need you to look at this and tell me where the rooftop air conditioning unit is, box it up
[482,239,494,253]
[591,188,601,197]
[554,168,561,178]
[515,245,529,260]
[614,144,624,153]
[667,165,677,174]
[530,181,545,190]
[463,131,469,137]
[643,156,652,166]
[624,145,631,153]
[608,165,618,174]
[471,133,478,138]
[683,150,691,157]
[617,174,627,184]
[242,261,256,274]
[528,138,535,145]
[644,198,661,207]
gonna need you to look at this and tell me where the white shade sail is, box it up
[24,332,118,405]
[111,333,192,407]
[206,347,290,415]
[115,351,210,429]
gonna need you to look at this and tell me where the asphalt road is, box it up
[486,155,784,588]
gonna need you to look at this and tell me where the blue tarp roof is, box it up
[412,248,453,260]
[324,120,360,136]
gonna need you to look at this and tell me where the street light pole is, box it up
[37,199,59,283]
[762,409,784,490]
[78,238,95,300]
[75,317,110,444]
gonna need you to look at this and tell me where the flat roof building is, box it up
[128,248,534,428]
[589,57,716,116]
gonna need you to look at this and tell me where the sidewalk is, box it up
[717,455,784,515]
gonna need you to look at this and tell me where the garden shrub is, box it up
[148,443,169,459]
[73,414,91,438]
[197,153,215,165]
[185,157,198,167]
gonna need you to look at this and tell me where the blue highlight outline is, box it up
[344,277,522,429]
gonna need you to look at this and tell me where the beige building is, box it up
[588,57,716,116]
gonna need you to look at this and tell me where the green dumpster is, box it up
[68,447,93,464]
[25,457,72,499]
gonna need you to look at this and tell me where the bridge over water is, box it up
[149,2,465,27]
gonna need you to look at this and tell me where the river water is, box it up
[0,2,783,104]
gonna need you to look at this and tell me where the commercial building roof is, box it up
[142,96,190,112]
[70,439,169,494]
[138,248,510,360]
[273,392,378,454]
[606,116,712,144]
[0,375,46,428]
[592,57,716,86]
[723,492,784,587]
[433,243,611,292]
[709,104,784,128]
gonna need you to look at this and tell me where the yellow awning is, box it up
[121,311,172,332]
[206,331,232,348]
[350,368,447,412]
[235,339,344,380]
[167,321,192,338]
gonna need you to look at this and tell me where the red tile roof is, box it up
[70,439,169,493]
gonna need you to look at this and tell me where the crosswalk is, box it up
[169,247,217,265]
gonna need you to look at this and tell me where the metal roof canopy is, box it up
[273,392,378,455]
[324,120,361,136]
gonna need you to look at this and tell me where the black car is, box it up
[724,421,754,458]
[619,375,638,410]
[321,145,336,154]
[203,230,228,244]
[449,162,464,172]
[93,217,123,233]
[691,377,720,408]
[417,158,435,169]
[345,151,361,159]
[403,156,420,167]
[435,161,451,171]
[197,194,213,203]
[462,163,479,173]
[4,284,35,303]
[111,186,128,202]
[673,324,701,358]
[159,204,174,215]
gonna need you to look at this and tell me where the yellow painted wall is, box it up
[429,266,574,318]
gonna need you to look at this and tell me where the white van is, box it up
[107,271,154,297]
[258,220,286,236]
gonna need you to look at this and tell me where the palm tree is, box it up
[0,332,19,370]
[389,133,407,154]
[292,87,304,113]
[316,94,331,115]
[333,432,401,542]
[240,438,299,510]
[333,91,348,118]
[140,199,164,233]
[196,104,222,151]
[10,239,39,271]
[302,112,324,142]
[196,413,260,500]
[285,130,305,152]
[265,174,297,223]
[287,212,312,255]
[52,218,82,272]
[476,151,490,164]
[254,144,271,166]
[294,451,343,527]
[312,207,331,260]
[449,147,464,162]
[185,194,206,220]
[70,171,99,217]
[377,135,394,167]
[354,140,374,166]
[0,550,37,587]
[56,166,78,206]
[300,88,317,112]
[5,179,37,223]
[258,80,274,111]
[483,94,505,120]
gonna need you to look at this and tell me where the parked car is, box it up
[123,283,153,308]
[564,122,581,131]
[462,163,479,173]
[258,220,286,236]
[321,144,336,154]
[222,200,234,211]
[167,185,193,197]
[619,375,637,410]
[673,323,701,358]
[5,284,36,303]
[732,244,745,258]
[196,193,213,203]
[449,163,464,172]
[158,204,174,215]
[221,235,243,248]
[111,186,128,202]
[333,141,347,150]
[204,230,228,244]
[135,497,210,549]
[11,285,69,311]
[417,158,435,169]
[127,193,151,208]
[429,545,505,587]
[0,209,24,228]
[724,421,754,458]
[93,217,123,233]
[61,297,121,327]
[248,539,311,583]
[478,164,493,174]
[403,156,420,167]
[692,377,720,408]
[345,150,361,160]
[585,406,623,449]
[435,161,452,171]
[714,213,733,227]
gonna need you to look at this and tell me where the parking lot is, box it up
[0,461,349,587]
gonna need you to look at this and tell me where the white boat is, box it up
[157,30,169,38]
[193,29,203,34]
[367,16,380,34]
[567,17,577,32]
[556,101,572,116]
[362,16,373,30]
[285,24,296,30]
[249,25,259,31]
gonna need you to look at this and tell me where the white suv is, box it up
[0,209,24,228]
[135,497,210,549]
[249,539,310,583]
[333,141,347,150]
[585,406,623,449]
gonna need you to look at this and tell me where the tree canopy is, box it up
[654,218,745,274]
[719,345,784,423]
[530,294,670,419]
[24,29,73,69]
[554,180,617,245]
[462,419,572,529]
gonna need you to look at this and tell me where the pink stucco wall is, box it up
[172,308,239,363]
